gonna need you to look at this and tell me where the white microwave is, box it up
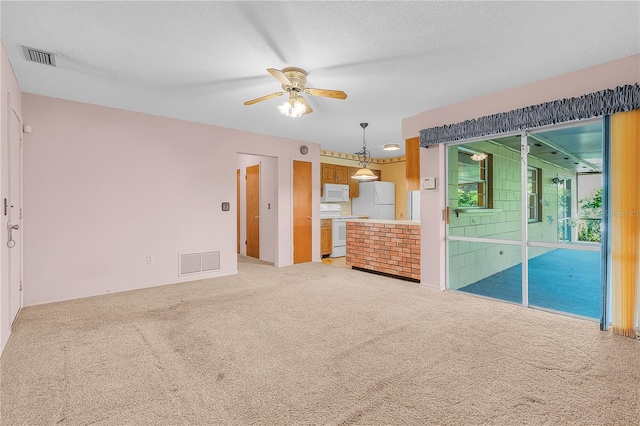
[321,183,350,202]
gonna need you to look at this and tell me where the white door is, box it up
[8,110,22,326]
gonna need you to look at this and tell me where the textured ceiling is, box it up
[1,1,639,158]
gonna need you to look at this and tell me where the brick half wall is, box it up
[346,221,421,281]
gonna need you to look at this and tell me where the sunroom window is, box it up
[527,167,542,222]
[458,149,493,208]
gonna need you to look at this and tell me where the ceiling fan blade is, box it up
[267,68,292,86]
[298,96,313,114]
[304,88,347,100]
[244,92,284,105]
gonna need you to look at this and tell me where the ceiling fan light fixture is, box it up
[383,143,401,151]
[278,99,306,118]
[244,67,346,117]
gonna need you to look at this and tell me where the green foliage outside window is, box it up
[575,188,602,242]
[458,185,479,207]
[557,187,572,241]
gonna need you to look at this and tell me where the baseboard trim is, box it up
[0,328,11,358]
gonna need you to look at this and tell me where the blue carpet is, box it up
[458,249,601,319]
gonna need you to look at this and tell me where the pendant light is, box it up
[351,123,378,180]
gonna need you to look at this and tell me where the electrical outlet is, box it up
[147,255,153,264]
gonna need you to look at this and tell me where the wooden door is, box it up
[246,164,260,259]
[236,169,240,253]
[293,160,312,263]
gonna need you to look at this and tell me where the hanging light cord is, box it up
[356,122,371,168]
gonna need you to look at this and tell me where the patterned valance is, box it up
[419,83,640,146]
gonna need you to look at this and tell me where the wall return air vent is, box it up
[179,251,221,276]
[22,46,56,67]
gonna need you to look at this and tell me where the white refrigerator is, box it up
[407,190,421,221]
[352,181,395,220]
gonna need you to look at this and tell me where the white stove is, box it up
[320,204,359,257]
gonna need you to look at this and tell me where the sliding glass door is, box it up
[447,119,604,320]
[526,122,603,319]
[447,135,523,304]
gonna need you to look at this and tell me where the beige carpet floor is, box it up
[1,256,638,425]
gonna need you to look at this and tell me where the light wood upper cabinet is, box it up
[321,163,349,186]
[322,164,337,183]
[348,167,360,197]
[334,166,349,184]
[406,136,420,191]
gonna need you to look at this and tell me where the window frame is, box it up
[457,150,493,209]
[527,166,542,223]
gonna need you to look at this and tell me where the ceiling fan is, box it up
[244,67,347,117]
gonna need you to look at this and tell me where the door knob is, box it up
[307,216,312,220]
[254,216,259,219]
[7,223,18,248]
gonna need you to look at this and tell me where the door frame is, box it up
[7,108,23,327]
[444,118,604,320]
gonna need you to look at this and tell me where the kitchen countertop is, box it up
[345,218,420,225]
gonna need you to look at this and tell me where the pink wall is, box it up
[403,54,640,137]
[1,42,23,353]
[22,94,320,306]
[407,54,640,290]
[418,143,446,291]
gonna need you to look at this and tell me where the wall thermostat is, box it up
[421,177,436,190]
[221,202,230,211]
[300,145,309,155]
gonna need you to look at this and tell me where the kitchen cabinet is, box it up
[334,166,348,184]
[406,136,420,191]
[348,167,360,197]
[321,219,332,256]
[321,163,349,185]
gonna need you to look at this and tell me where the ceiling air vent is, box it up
[22,46,56,67]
